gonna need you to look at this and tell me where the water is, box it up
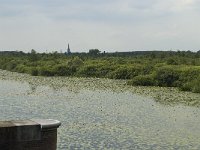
[0,70,200,149]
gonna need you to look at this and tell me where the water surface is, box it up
[0,70,200,149]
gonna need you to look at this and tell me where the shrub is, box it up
[109,66,143,79]
[98,65,115,78]
[180,82,193,91]
[30,68,39,76]
[5,60,18,71]
[109,67,130,79]
[53,65,76,76]
[39,67,55,76]
[67,56,84,68]
[192,79,200,93]
[15,64,27,73]
[154,67,180,87]
[180,78,200,93]
[166,58,178,65]
[128,74,155,86]
[179,67,200,82]
[77,65,98,77]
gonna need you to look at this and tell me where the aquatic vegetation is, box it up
[0,69,199,107]
[0,70,200,149]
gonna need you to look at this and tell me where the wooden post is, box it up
[0,119,61,150]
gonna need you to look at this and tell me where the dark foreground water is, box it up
[0,70,200,149]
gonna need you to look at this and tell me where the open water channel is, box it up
[0,70,200,149]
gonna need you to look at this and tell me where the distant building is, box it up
[67,43,71,54]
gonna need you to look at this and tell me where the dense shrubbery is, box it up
[180,76,200,93]
[0,50,200,93]
[154,67,180,87]
[128,74,155,86]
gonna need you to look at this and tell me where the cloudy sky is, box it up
[0,0,200,52]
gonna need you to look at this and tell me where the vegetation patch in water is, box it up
[0,69,199,107]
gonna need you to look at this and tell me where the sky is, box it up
[0,0,200,52]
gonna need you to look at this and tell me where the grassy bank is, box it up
[0,50,200,93]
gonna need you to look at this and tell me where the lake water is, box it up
[0,70,200,149]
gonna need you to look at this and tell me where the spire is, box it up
[67,43,71,54]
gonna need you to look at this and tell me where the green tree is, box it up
[88,49,101,56]
[30,49,38,61]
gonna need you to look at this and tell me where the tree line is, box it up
[0,49,200,93]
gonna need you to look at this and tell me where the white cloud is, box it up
[0,0,200,52]
[153,0,196,13]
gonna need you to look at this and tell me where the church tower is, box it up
[67,43,71,54]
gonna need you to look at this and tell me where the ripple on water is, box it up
[0,70,200,149]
